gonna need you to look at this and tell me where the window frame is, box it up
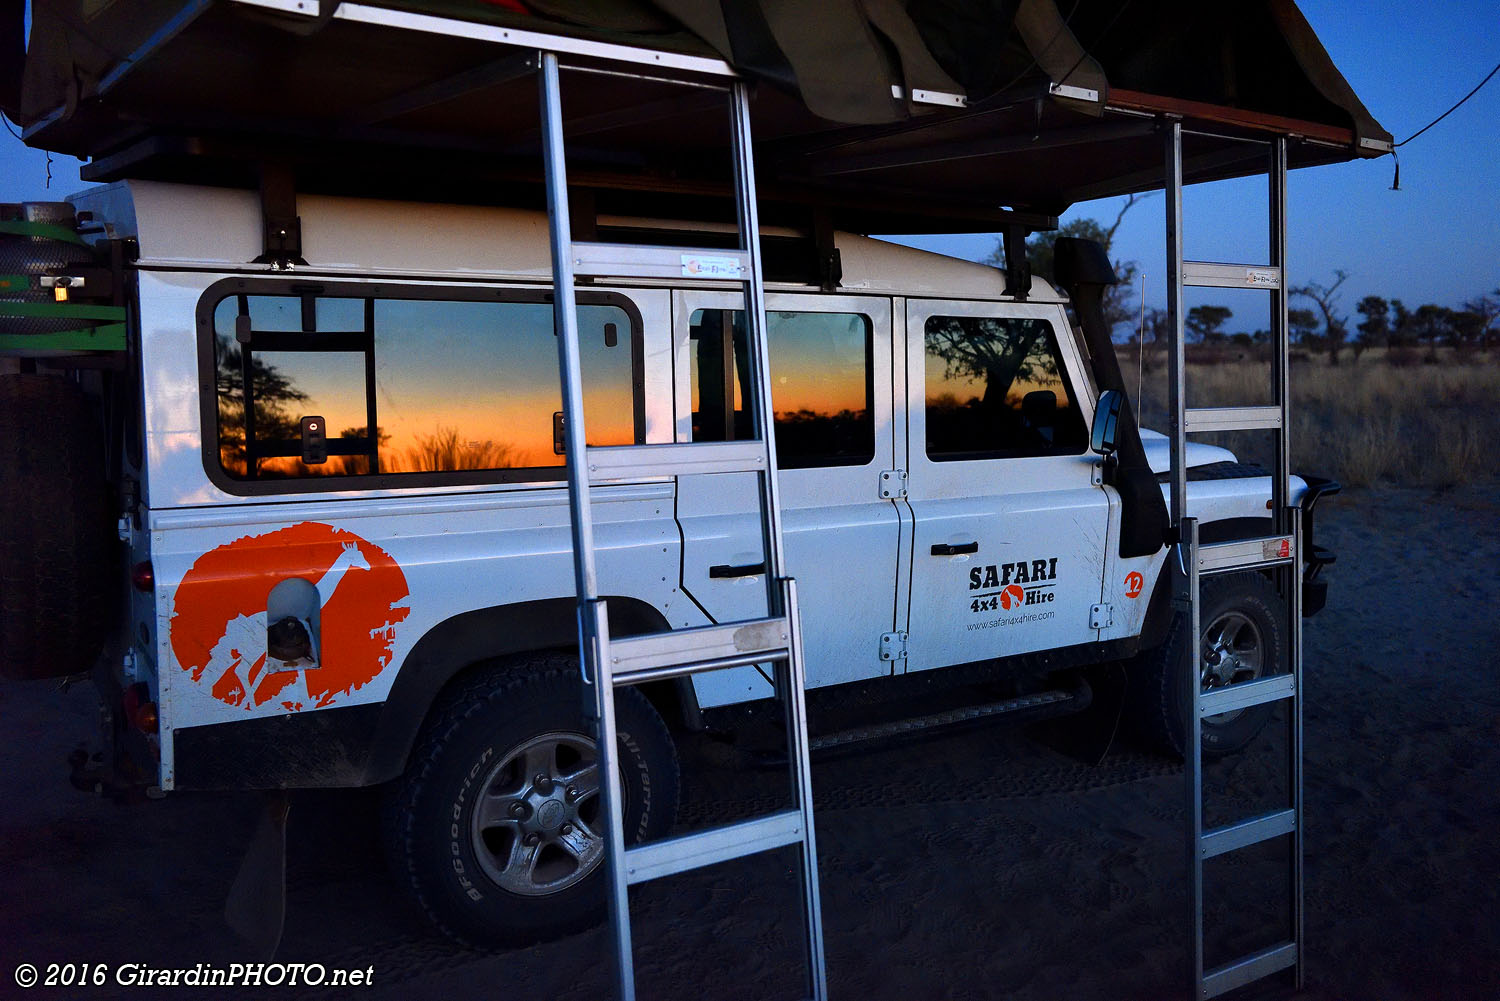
[195,277,645,496]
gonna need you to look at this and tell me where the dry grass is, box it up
[1122,346,1500,489]
[394,426,523,472]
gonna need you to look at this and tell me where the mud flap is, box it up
[225,793,289,959]
[1030,663,1127,765]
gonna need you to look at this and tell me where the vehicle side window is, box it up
[690,308,874,469]
[210,291,637,483]
[923,314,1088,461]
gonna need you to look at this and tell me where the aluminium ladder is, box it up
[1164,123,1305,998]
[538,53,828,1001]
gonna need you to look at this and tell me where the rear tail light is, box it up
[121,683,159,734]
[130,561,154,592]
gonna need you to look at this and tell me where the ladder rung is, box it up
[585,441,768,483]
[613,650,775,686]
[1201,673,1294,717]
[571,241,749,281]
[624,809,804,884]
[585,441,767,482]
[1182,261,1282,290]
[1201,808,1296,859]
[1183,406,1283,433]
[1197,535,1294,574]
[1202,941,1298,999]
[608,617,789,679]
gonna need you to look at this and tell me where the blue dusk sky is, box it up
[896,1,1500,326]
[3,1,1496,326]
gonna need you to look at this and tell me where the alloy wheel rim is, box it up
[1199,610,1265,724]
[470,731,606,896]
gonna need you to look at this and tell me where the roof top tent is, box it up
[3,4,1387,1000]
[6,0,1390,243]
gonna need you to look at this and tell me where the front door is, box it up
[903,299,1108,673]
[674,291,901,708]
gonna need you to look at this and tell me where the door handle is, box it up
[930,542,979,556]
[709,562,767,579]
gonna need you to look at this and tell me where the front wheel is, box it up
[1127,572,1286,757]
[383,654,679,946]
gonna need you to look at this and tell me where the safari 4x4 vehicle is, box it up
[2,0,1380,956]
[2,182,1338,943]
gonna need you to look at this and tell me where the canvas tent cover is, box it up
[2,0,1390,230]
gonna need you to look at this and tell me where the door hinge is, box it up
[879,631,908,662]
[1090,603,1114,629]
[1091,461,1104,486]
[879,469,907,499]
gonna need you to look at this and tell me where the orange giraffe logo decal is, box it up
[170,523,411,711]
[999,584,1026,610]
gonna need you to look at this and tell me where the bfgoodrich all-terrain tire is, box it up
[383,654,679,946]
[0,374,113,680]
[1127,572,1286,758]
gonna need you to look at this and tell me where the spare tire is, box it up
[0,203,98,336]
[0,374,114,680]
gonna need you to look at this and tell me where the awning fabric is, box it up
[7,0,1386,139]
[2,0,1391,225]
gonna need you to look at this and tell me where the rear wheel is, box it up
[383,654,679,946]
[1127,572,1285,757]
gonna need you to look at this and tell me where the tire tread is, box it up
[382,653,678,946]
[1125,573,1285,758]
[0,374,111,680]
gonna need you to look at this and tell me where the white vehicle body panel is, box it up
[902,298,1107,671]
[672,290,902,708]
[95,181,1297,790]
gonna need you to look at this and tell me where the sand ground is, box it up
[1,479,1496,1001]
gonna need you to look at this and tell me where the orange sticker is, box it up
[170,523,411,711]
[1124,571,1144,599]
[999,584,1026,610]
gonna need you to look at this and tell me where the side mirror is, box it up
[1091,390,1122,456]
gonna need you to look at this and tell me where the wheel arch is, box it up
[363,595,692,785]
[1134,514,1277,661]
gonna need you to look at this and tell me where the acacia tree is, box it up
[1292,270,1349,365]
[1355,295,1390,359]
[925,316,1053,419]
[1288,308,1320,347]
[1461,290,1499,351]
[1409,304,1455,360]
[1185,304,1232,343]
[1390,299,1414,347]
[1141,306,1170,348]
[215,339,309,474]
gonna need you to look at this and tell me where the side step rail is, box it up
[1166,123,1305,999]
[540,53,827,1001]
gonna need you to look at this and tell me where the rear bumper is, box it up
[1299,475,1341,617]
[72,658,161,801]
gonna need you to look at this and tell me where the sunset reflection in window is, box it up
[213,293,636,480]
[689,309,873,468]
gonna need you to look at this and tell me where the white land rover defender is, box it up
[0,183,1337,945]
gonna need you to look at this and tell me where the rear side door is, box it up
[674,291,901,707]
[902,299,1108,673]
